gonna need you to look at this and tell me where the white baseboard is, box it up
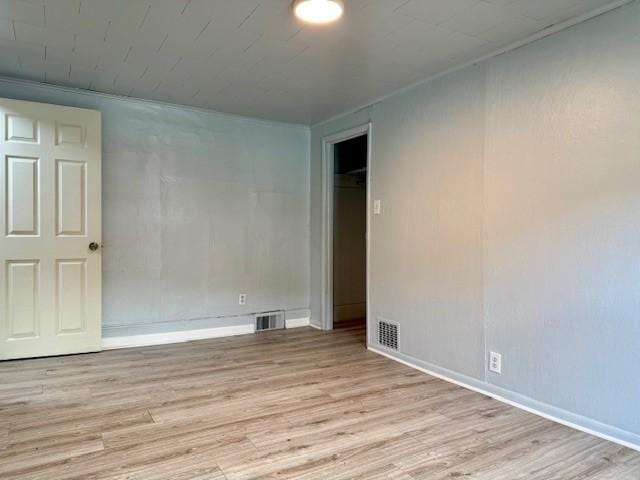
[369,346,640,452]
[102,324,255,350]
[104,318,312,349]
[286,317,310,328]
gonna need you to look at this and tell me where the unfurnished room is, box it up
[0,0,639,478]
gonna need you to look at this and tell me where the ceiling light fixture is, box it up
[292,0,344,24]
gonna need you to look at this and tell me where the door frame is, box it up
[321,123,372,333]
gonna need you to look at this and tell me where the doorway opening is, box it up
[321,123,371,343]
[333,135,367,333]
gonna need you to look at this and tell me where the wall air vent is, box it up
[377,319,399,351]
[255,311,285,332]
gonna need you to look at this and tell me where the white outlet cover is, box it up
[239,294,247,305]
[373,199,381,215]
[489,352,502,374]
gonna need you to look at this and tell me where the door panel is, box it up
[56,259,86,335]
[5,114,38,143]
[55,122,85,146]
[6,260,39,339]
[6,156,39,236]
[0,97,101,360]
[56,159,86,236]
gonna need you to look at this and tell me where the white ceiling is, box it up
[0,0,621,124]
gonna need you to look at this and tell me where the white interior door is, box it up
[0,97,101,360]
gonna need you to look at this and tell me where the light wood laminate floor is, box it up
[1,320,638,479]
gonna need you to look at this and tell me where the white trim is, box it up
[312,0,633,128]
[321,123,372,333]
[0,76,308,130]
[102,324,255,350]
[365,128,373,348]
[286,317,311,328]
[369,346,640,452]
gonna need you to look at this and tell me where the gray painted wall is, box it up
[311,2,640,444]
[0,80,310,337]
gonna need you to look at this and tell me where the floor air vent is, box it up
[378,319,399,350]
[255,311,285,332]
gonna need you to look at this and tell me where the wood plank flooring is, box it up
[1,319,638,479]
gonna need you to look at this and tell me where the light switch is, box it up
[373,199,381,215]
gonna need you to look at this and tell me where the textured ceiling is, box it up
[0,0,622,124]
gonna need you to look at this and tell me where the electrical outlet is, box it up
[373,199,381,215]
[238,294,247,305]
[489,351,502,374]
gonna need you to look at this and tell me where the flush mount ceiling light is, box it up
[292,0,344,24]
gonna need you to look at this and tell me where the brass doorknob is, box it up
[89,242,100,251]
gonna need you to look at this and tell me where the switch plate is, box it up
[238,294,247,305]
[373,199,381,215]
[489,351,502,374]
